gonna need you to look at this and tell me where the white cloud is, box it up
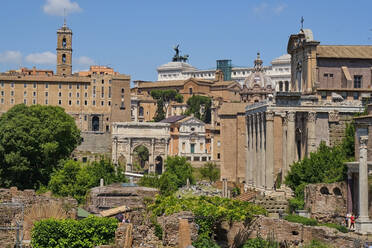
[253,2,286,16]
[76,56,94,66]
[0,51,22,64]
[43,0,82,16]
[25,51,56,65]
[273,3,287,14]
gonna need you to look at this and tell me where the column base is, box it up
[356,218,372,234]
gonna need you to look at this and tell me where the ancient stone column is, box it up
[358,135,369,221]
[256,113,262,188]
[260,112,266,189]
[286,111,296,169]
[347,171,353,214]
[252,115,257,187]
[265,111,274,189]
[248,116,254,186]
[282,116,288,177]
[307,111,317,155]
[246,116,251,186]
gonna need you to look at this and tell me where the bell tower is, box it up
[56,20,72,76]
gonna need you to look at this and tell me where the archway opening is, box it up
[155,156,163,175]
[92,116,100,131]
[133,145,149,172]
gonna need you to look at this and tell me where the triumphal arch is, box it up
[112,122,170,174]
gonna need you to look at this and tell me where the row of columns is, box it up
[246,110,317,190]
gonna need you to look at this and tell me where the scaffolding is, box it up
[216,59,232,81]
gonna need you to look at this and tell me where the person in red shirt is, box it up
[350,214,355,230]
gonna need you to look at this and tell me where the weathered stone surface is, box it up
[217,216,364,248]
[304,182,347,224]
[86,184,159,214]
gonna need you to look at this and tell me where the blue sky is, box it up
[0,0,371,81]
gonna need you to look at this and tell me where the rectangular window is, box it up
[11,99,14,104]
[102,79,104,84]
[11,91,14,96]
[84,100,88,105]
[58,100,62,105]
[1,91,3,96]
[92,100,96,106]
[108,86,111,98]
[217,153,221,159]
[77,92,80,98]
[84,115,87,121]
[11,82,14,88]
[58,83,62,89]
[84,92,88,98]
[69,92,72,98]
[33,83,36,88]
[68,100,72,105]
[329,74,334,78]
[108,101,111,106]
[45,83,48,88]
[24,83,27,88]
[33,92,36,97]
[45,92,48,97]
[101,86,104,98]
[101,101,104,106]
[77,100,80,105]
[93,79,96,84]
[45,99,48,105]
[24,91,27,96]
[354,75,362,88]
[77,84,80,89]
[354,92,359,100]
[85,84,88,90]
[0,82,3,87]
[93,86,96,97]
[32,99,36,105]
[324,73,328,77]
[24,99,27,104]
[190,144,195,154]
[109,80,111,84]
[69,83,72,89]
[321,91,327,100]
[59,92,62,97]
[0,98,3,104]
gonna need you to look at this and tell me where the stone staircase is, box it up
[234,190,258,202]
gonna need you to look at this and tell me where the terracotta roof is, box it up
[159,115,187,123]
[317,45,372,59]
[218,102,247,116]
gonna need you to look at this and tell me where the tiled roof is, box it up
[159,115,187,123]
[317,45,372,59]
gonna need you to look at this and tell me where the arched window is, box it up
[62,54,66,64]
[285,81,289,92]
[279,81,283,92]
[139,106,144,117]
[121,88,125,94]
[92,116,99,131]
[62,37,67,48]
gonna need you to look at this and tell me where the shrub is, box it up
[288,197,305,212]
[242,237,279,248]
[303,240,330,248]
[320,223,348,233]
[31,216,118,248]
[284,214,317,226]
[192,236,220,248]
[138,173,160,188]
[199,162,220,183]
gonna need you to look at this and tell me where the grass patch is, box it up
[284,214,348,233]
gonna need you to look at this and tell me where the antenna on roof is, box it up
[63,8,66,27]
[300,16,304,30]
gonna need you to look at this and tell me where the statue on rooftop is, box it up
[172,45,189,62]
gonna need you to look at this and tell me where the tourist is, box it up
[350,213,355,230]
[345,213,350,228]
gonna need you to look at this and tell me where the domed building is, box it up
[240,53,275,103]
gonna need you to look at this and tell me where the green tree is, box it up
[185,95,212,123]
[0,104,81,189]
[150,89,183,122]
[199,162,220,183]
[48,159,126,203]
[133,145,149,168]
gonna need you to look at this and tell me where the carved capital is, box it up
[266,111,274,121]
[360,135,368,149]
[307,111,316,123]
[329,111,339,122]
[287,111,296,122]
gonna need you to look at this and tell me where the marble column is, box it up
[245,116,251,185]
[286,111,296,168]
[307,111,317,155]
[248,116,254,186]
[358,135,369,221]
[256,113,262,188]
[252,115,257,187]
[282,116,288,177]
[260,113,266,189]
[347,171,353,214]
[265,111,274,189]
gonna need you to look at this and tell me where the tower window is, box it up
[84,100,88,105]
[121,88,124,94]
[354,75,362,88]
[62,37,67,48]
[45,83,48,89]
[62,54,66,64]
[45,92,48,97]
